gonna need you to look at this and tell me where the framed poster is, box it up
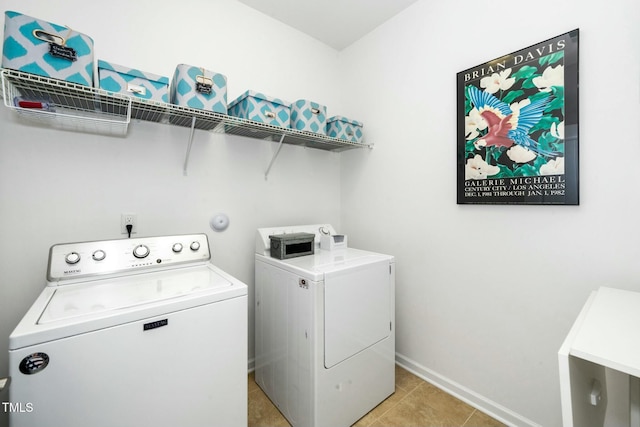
[457,29,579,205]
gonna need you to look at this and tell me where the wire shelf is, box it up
[2,69,131,136]
[0,68,371,152]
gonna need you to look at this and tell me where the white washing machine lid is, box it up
[10,264,247,350]
[39,265,232,324]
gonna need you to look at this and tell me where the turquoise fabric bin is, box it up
[327,116,364,143]
[228,90,290,128]
[290,99,327,135]
[2,10,94,87]
[170,64,227,113]
[98,60,169,102]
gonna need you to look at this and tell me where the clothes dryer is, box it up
[254,225,395,427]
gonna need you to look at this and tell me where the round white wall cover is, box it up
[210,213,230,232]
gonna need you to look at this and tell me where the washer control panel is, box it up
[47,234,211,284]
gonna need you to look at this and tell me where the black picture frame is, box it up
[457,29,579,205]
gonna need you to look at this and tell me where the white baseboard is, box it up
[395,352,541,427]
[247,353,540,427]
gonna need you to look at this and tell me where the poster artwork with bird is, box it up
[457,29,579,205]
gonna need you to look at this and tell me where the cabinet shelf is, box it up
[1,69,371,152]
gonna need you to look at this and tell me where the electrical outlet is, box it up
[121,213,137,235]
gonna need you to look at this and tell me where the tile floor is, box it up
[248,365,507,427]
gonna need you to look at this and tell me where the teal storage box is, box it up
[227,90,290,128]
[170,64,227,113]
[97,60,169,103]
[290,99,327,135]
[327,116,364,143]
[2,11,94,87]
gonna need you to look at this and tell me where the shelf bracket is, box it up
[264,133,286,180]
[183,116,197,176]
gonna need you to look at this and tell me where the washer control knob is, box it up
[172,243,183,253]
[65,252,81,264]
[133,244,150,259]
[92,250,106,261]
[190,241,201,251]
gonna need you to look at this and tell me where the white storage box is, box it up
[320,234,347,251]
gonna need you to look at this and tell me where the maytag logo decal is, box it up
[143,319,168,331]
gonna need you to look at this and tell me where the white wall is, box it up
[0,2,343,426]
[339,0,640,426]
[3,0,640,426]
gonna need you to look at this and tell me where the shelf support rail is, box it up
[183,116,197,176]
[264,133,286,179]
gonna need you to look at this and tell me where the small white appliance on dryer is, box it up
[7,234,247,427]
[254,224,395,427]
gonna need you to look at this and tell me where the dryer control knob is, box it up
[133,244,150,259]
[65,252,81,264]
[190,241,201,251]
[172,243,183,253]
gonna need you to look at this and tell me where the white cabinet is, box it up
[559,287,640,427]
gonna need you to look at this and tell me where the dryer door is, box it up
[324,259,391,368]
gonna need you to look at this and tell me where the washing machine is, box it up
[254,224,395,427]
[6,233,247,427]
